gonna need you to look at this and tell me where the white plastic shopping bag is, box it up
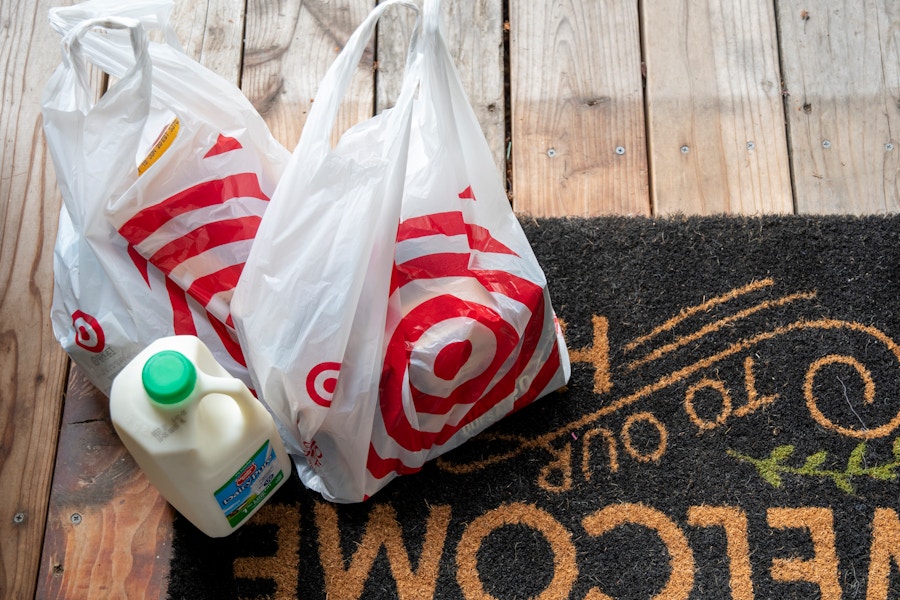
[48,0,184,49]
[234,0,422,501]
[233,0,570,503]
[43,3,290,395]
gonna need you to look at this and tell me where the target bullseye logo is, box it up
[367,208,564,480]
[306,362,341,407]
[72,310,105,352]
[433,339,473,380]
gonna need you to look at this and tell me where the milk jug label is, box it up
[214,440,284,528]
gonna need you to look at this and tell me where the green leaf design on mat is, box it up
[802,451,827,471]
[727,439,900,495]
[847,443,867,474]
[770,445,795,461]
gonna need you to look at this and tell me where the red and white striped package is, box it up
[233,0,570,502]
[44,8,289,395]
[366,206,569,485]
[112,129,276,343]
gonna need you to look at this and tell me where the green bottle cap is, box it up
[142,350,197,405]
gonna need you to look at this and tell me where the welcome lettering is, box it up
[233,502,900,599]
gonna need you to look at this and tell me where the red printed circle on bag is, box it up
[306,362,341,407]
[72,310,105,353]
[368,210,563,478]
[433,339,473,380]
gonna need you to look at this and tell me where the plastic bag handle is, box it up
[418,0,485,184]
[297,0,421,153]
[62,17,152,110]
[50,0,183,52]
[423,0,443,36]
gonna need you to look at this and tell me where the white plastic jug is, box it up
[110,335,292,537]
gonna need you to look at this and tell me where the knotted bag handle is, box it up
[61,17,152,114]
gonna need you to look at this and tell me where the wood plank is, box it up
[170,0,246,86]
[0,1,73,598]
[509,0,649,217]
[36,2,246,597]
[241,0,376,151]
[642,0,793,215]
[777,0,900,214]
[376,0,507,178]
[36,369,175,600]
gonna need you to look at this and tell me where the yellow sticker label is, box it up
[138,118,180,176]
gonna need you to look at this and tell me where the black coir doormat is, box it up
[167,216,900,600]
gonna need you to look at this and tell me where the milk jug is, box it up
[110,335,292,537]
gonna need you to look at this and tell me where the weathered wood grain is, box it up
[509,0,649,216]
[778,0,900,214]
[376,0,507,177]
[0,1,72,598]
[36,368,175,600]
[171,0,246,85]
[242,0,375,150]
[642,0,793,215]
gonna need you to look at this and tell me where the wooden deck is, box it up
[1,0,897,597]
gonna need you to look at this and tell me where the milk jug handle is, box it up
[195,374,256,416]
